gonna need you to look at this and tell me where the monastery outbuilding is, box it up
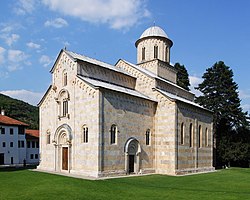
[37,26,214,177]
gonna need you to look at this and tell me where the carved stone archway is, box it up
[124,138,141,174]
[52,124,72,172]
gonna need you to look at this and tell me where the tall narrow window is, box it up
[146,129,150,145]
[63,72,67,86]
[165,47,169,62]
[62,100,68,117]
[142,47,145,61]
[47,133,50,144]
[110,124,117,144]
[189,123,193,148]
[205,128,208,146]
[180,123,185,145]
[83,126,88,143]
[198,125,202,148]
[154,46,158,59]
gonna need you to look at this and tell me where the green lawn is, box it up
[0,168,249,200]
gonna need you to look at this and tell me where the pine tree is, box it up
[174,63,190,91]
[195,61,248,167]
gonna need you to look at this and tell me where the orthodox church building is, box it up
[37,26,214,177]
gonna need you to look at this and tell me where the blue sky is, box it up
[0,0,250,114]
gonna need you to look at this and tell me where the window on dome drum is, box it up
[110,124,117,144]
[198,125,202,148]
[142,47,145,61]
[62,100,68,117]
[1,127,5,134]
[154,46,158,59]
[82,126,88,143]
[189,123,193,148]
[180,123,185,145]
[146,129,150,145]
[47,133,51,144]
[10,128,13,135]
[63,72,67,86]
[205,128,208,146]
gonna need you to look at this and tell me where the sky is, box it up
[0,0,250,114]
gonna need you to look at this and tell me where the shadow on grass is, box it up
[0,165,37,172]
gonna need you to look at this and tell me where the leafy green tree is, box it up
[195,61,249,167]
[174,63,190,91]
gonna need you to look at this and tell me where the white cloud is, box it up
[44,18,68,28]
[39,55,52,67]
[0,90,43,106]
[7,50,29,71]
[26,42,41,49]
[0,47,6,64]
[0,33,20,46]
[190,75,203,97]
[42,0,150,30]
[14,0,36,15]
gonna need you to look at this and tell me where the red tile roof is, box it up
[0,114,29,126]
[26,129,39,138]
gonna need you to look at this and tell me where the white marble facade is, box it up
[37,26,214,177]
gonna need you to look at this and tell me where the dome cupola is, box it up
[135,26,173,64]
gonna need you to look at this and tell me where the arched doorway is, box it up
[53,124,72,172]
[124,138,141,174]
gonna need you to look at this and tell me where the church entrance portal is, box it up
[62,147,68,170]
[124,138,141,174]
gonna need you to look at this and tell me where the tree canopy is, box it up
[195,61,249,167]
[174,63,190,91]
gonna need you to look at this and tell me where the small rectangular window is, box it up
[1,127,5,134]
[18,126,25,135]
[27,141,30,148]
[10,128,14,135]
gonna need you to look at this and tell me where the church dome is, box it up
[139,26,168,39]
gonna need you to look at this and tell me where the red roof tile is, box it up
[0,114,29,126]
[26,129,39,138]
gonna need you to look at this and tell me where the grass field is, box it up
[0,168,249,200]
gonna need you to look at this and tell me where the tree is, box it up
[195,61,249,167]
[174,63,190,91]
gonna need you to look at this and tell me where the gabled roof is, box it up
[77,75,155,102]
[154,88,212,112]
[117,59,195,96]
[50,49,133,77]
[26,129,39,138]
[0,115,29,126]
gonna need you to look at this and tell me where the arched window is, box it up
[198,125,202,148]
[63,72,67,86]
[145,129,150,145]
[180,123,185,145]
[189,123,193,148]
[205,128,208,146]
[142,47,145,61]
[110,124,117,144]
[154,45,158,59]
[82,125,88,143]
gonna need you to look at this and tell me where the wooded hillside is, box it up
[0,93,39,129]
